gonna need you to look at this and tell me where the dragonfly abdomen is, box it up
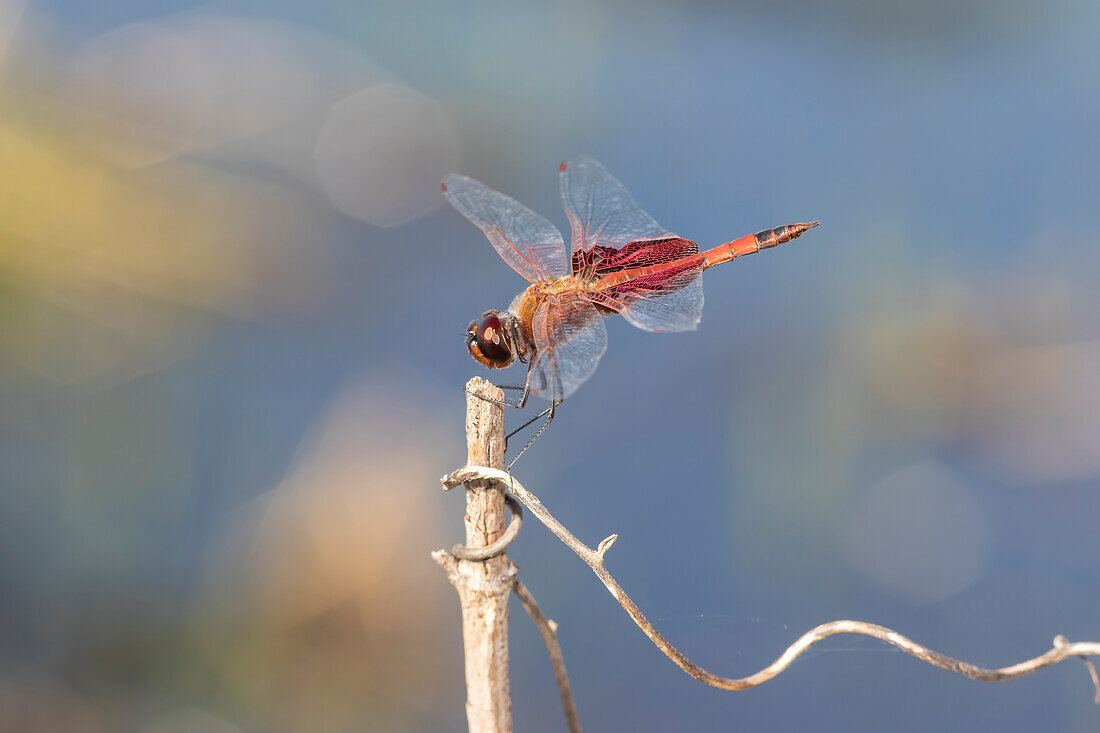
[701,221,819,270]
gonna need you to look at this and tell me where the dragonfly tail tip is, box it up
[787,221,820,240]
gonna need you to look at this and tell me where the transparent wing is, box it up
[443,173,569,282]
[527,292,608,402]
[558,154,677,255]
[588,259,705,333]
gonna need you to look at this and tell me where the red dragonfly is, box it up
[443,155,817,466]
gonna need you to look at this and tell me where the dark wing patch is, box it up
[572,237,698,277]
[587,257,705,332]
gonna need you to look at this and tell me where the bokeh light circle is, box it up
[314,83,461,227]
[846,461,992,605]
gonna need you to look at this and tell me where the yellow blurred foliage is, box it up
[0,88,332,387]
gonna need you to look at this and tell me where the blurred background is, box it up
[1,1,1098,731]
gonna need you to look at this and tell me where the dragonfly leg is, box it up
[464,383,529,409]
[505,404,553,444]
[506,400,557,470]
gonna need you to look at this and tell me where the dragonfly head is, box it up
[466,311,516,369]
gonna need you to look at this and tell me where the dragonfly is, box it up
[442,155,818,467]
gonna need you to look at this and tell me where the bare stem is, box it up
[433,381,514,732]
[443,465,1100,702]
[513,579,582,733]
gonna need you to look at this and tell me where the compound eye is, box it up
[473,314,513,365]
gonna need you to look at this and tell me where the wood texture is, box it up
[435,377,513,732]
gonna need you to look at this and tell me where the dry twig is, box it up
[442,464,1100,702]
[513,579,583,733]
[435,378,584,732]
[432,380,514,732]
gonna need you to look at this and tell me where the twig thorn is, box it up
[597,534,619,560]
